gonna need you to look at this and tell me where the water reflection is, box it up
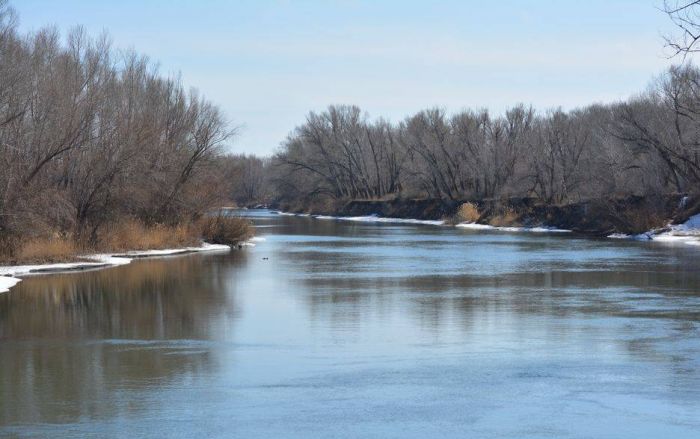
[2,210,700,437]
[0,252,248,426]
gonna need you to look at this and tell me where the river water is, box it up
[1,209,700,438]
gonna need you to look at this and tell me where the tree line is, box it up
[264,64,700,210]
[0,1,244,260]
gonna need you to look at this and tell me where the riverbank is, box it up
[274,194,700,236]
[0,243,233,294]
[0,214,252,266]
[275,209,700,250]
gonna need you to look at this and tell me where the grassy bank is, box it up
[0,215,252,266]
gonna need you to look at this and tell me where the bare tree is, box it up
[664,1,700,56]
[0,7,239,256]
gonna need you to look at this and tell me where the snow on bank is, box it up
[0,243,233,294]
[652,213,700,246]
[608,213,700,247]
[0,276,21,294]
[608,232,653,241]
[456,222,571,233]
[240,236,267,247]
[273,211,445,225]
[273,210,574,231]
[316,214,445,226]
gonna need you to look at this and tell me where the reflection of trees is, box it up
[295,247,700,370]
[299,268,700,327]
[0,252,247,425]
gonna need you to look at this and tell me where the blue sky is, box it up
[14,0,678,155]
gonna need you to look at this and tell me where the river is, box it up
[1,209,700,438]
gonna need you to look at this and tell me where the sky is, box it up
[13,0,681,156]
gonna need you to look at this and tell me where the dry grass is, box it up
[456,202,480,223]
[0,215,252,265]
[96,219,200,252]
[198,215,252,246]
[12,236,79,264]
[488,207,520,227]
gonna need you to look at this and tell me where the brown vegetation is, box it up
[199,215,253,246]
[1,216,251,265]
[265,63,700,232]
[258,62,700,233]
[12,236,79,264]
[0,2,252,265]
[96,220,200,253]
[487,207,520,227]
[455,202,481,224]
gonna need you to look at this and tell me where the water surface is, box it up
[2,210,700,438]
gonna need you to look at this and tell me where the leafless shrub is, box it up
[488,207,520,227]
[198,215,252,246]
[456,202,481,223]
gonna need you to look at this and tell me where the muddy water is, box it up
[1,210,700,438]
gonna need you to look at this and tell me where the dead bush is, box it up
[489,207,520,227]
[96,219,200,252]
[456,202,480,223]
[198,215,252,246]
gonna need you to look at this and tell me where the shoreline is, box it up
[273,194,700,235]
[0,243,232,294]
[273,210,700,246]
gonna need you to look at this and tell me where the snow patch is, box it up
[680,213,700,230]
[652,213,700,246]
[612,214,700,247]
[280,210,571,230]
[607,233,653,241]
[0,276,21,294]
[315,214,445,226]
[457,222,570,233]
[455,223,494,230]
[0,243,232,293]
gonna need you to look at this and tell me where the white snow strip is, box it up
[0,243,232,294]
[313,214,445,226]
[612,213,700,247]
[249,236,266,242]
[343,215,445,226]
[607,232,653,241]
[280,210,571,230]
[0,276,21,293]
[653,213,700,246]
[456,222,570,233]
[607,233,628,239]
[0,260,110,277]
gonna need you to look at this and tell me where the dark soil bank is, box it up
[275,194,699,236]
